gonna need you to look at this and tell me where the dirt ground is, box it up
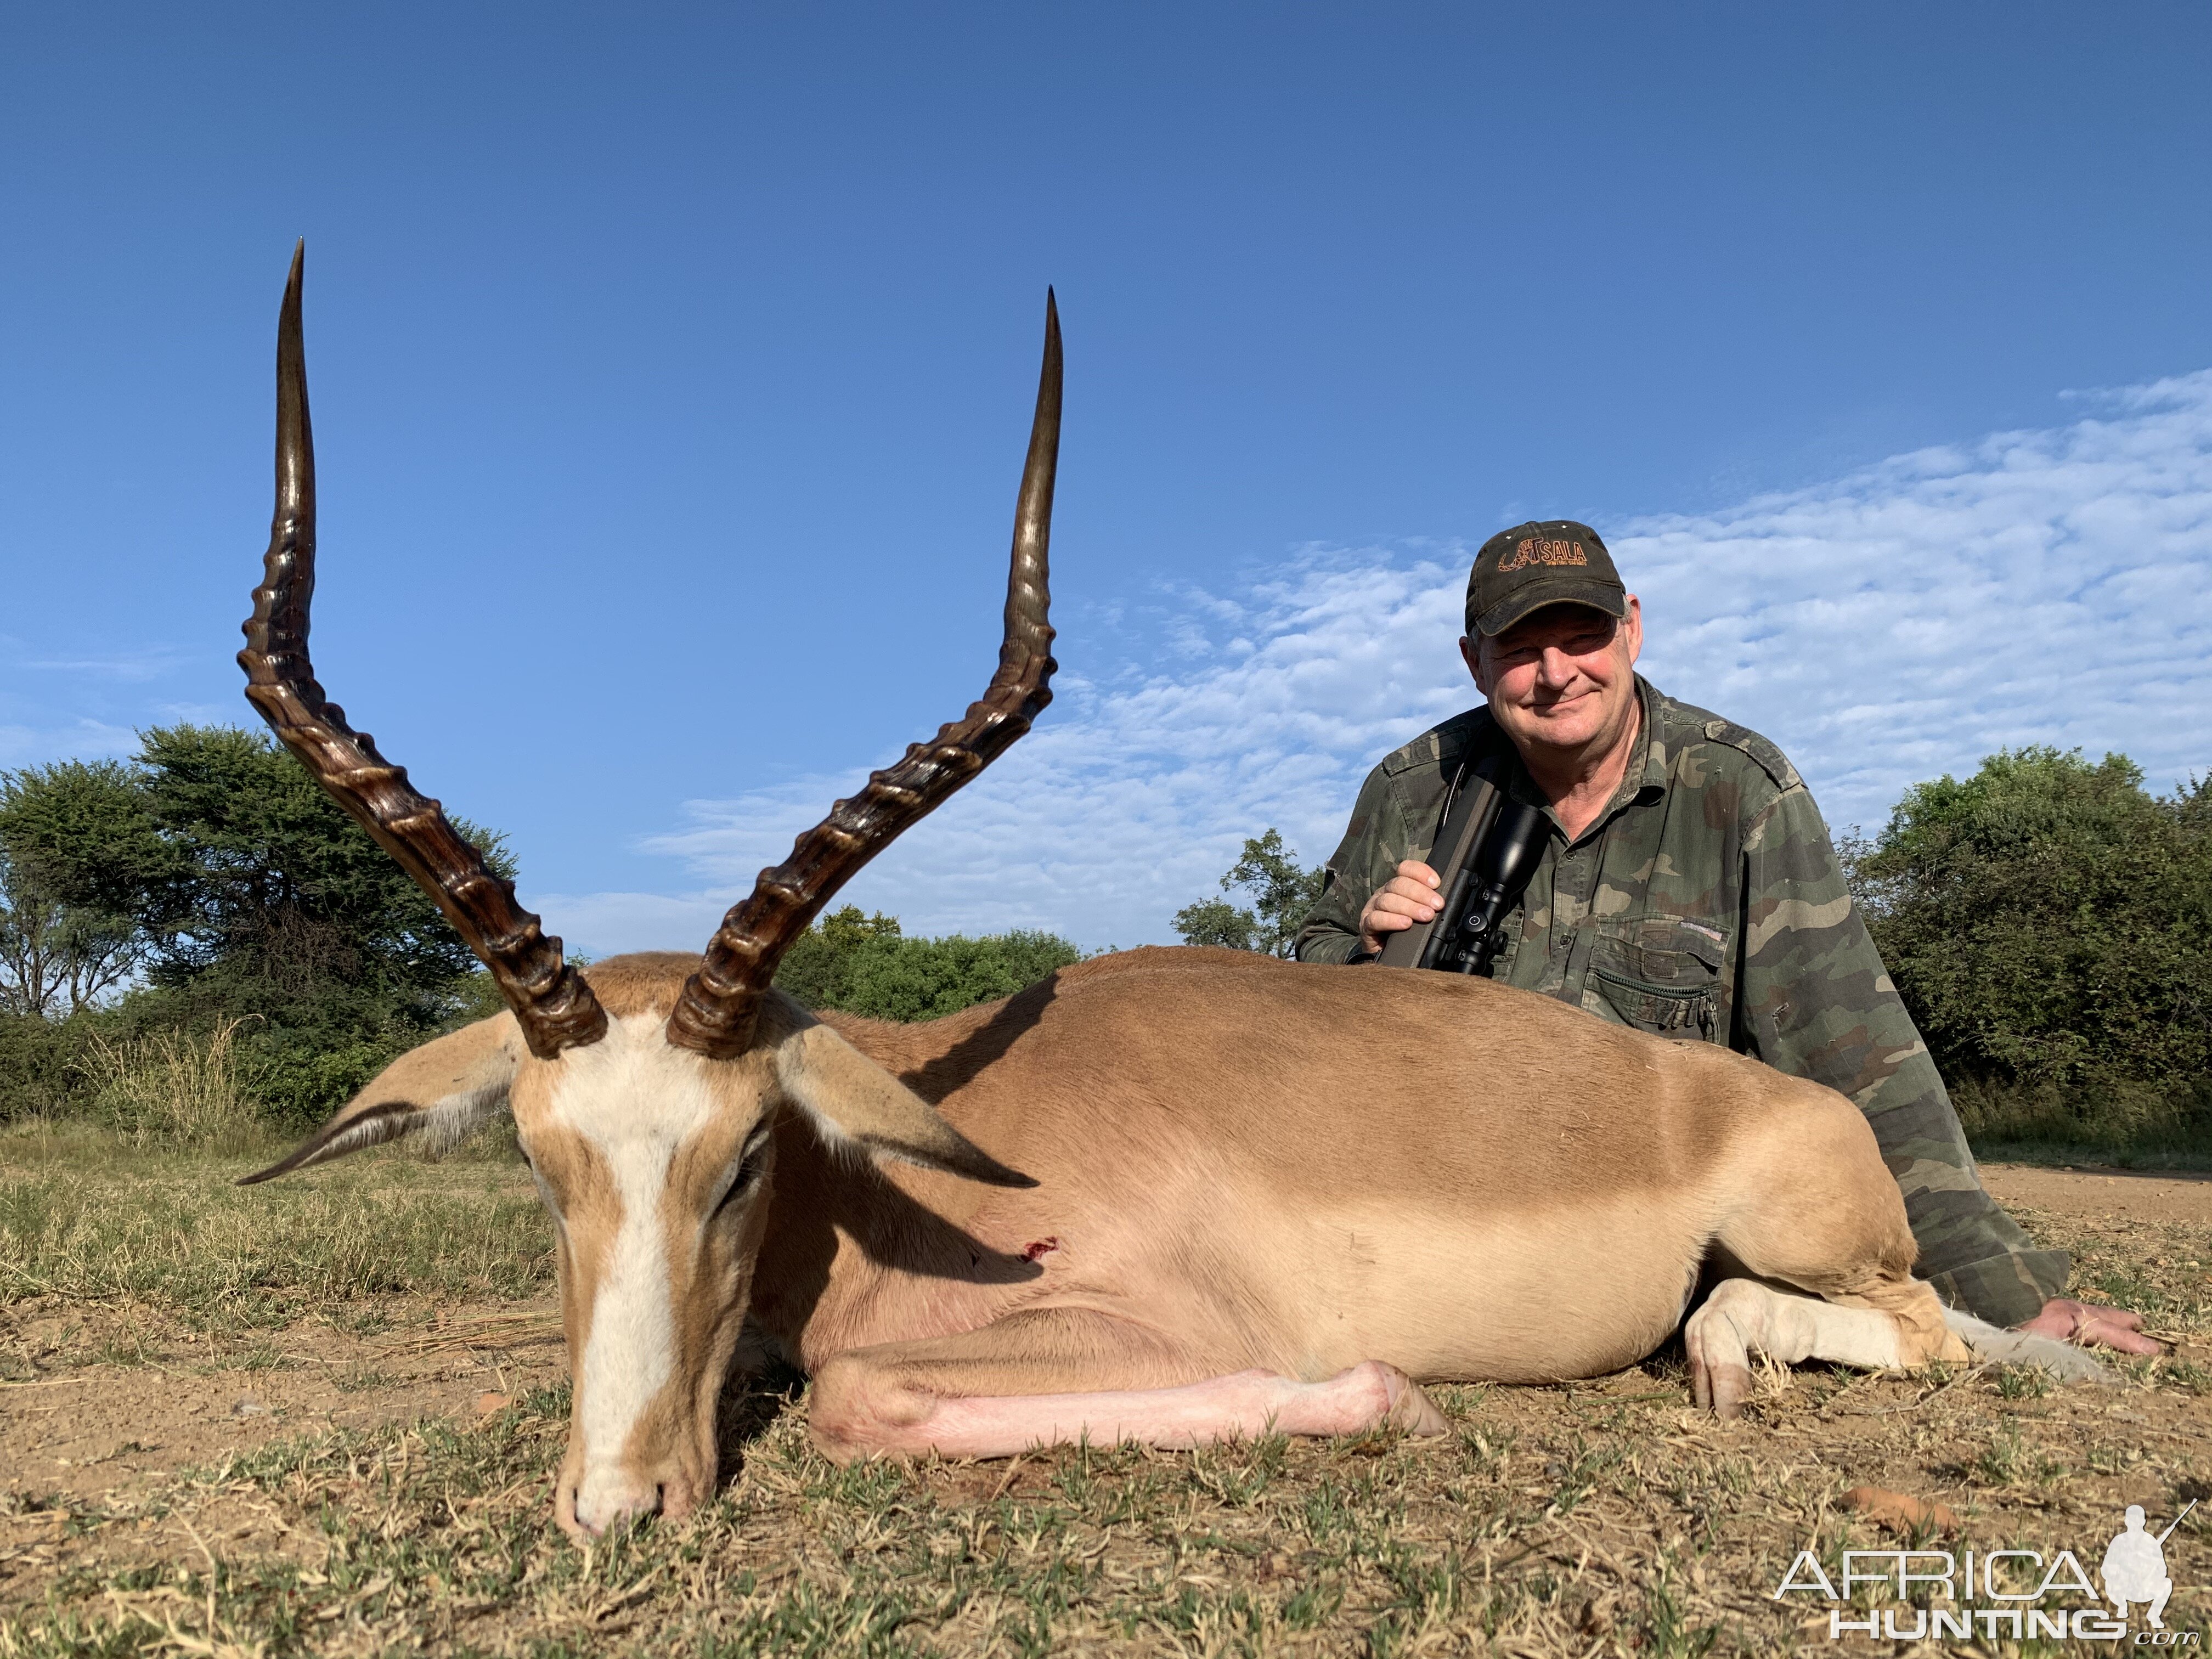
[1,1302,568,1510]
[1982,1161,2212,1225]
[3,1162,2208,1656]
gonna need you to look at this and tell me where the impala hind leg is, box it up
[808,1308,1447,1462]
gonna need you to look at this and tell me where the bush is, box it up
[0,1011,99,1125]
[774,907,1082,1022]
[1851,747,2212,1092]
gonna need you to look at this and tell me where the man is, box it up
[1296,520,2154,1350]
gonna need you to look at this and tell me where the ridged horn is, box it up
[237,241,607,1060]
[666,290,1063,1058]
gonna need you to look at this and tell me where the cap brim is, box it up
[1472,580,1628,638]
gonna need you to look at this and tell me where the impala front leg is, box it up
[807,1308,1447,1462]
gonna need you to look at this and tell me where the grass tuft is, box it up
[78,1018,266,1154]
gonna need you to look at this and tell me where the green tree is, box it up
[1172,828,1325,958]
[128,725,511,1121]
[134,725,502,997]
[1171,896,1257,952]
[0,726,517,1126]
[0,760,166,1016]
[1853,747,2212,1089]
[774,905,1081,1021]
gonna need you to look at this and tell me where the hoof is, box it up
[1364,1361,1449,1435]
[1387,1378,1449,1435]
[1706,1363,1753,1419]
[1687,1339,1754,1418]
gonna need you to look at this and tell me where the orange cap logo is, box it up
[1496,538,1588,573]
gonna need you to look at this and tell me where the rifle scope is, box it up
[1426,797,1546,974]
[1376,771,1551,975]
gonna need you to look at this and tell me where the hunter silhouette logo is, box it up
[2104,1503,2193,1631]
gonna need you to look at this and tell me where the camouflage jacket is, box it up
[1295,678,2068,1327]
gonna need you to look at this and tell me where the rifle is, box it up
[1376,765,1548,973]
[2157,1500,2198,1545]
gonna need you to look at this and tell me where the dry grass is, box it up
[1,1137,2207,1656]
[79,1020,267,1155]
[0,1124,552,1341]
[1948,1074,2212,1169]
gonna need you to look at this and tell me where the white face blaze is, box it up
[539,1013,729,1531]
[249,958,1019,1544]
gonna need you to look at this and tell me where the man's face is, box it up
[1463,597,1643,757]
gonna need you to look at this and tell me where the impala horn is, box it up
[238,241,608,1059]
[666,290,1063,1059]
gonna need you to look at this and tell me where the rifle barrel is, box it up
[2155,1498,2197,1544]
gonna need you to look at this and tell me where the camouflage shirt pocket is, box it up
[1588,915,1730,1040]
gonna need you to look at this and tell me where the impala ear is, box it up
[238,1013,525,1184]
[764,1000,1035,1189]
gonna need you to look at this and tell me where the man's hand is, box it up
[1359,860,1443,955]
[2017,1297,2163,1354]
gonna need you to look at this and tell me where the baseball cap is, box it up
[1464,520,1627,637]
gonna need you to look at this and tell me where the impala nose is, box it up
[568,1468,663,1536]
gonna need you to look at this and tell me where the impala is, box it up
[238,246,2080,1538]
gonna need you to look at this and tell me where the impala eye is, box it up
[714,1126,774,1216]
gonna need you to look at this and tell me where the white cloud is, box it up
[537,555,1478,954]
[1627,369,2212,824]
[0,718,140,768]
[18,650,189,683]
[0,639,189,770]
[541,370,2212,955]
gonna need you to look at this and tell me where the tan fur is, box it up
[266,944,1970,1530]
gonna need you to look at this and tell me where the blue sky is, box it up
[4,4,2210,950]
